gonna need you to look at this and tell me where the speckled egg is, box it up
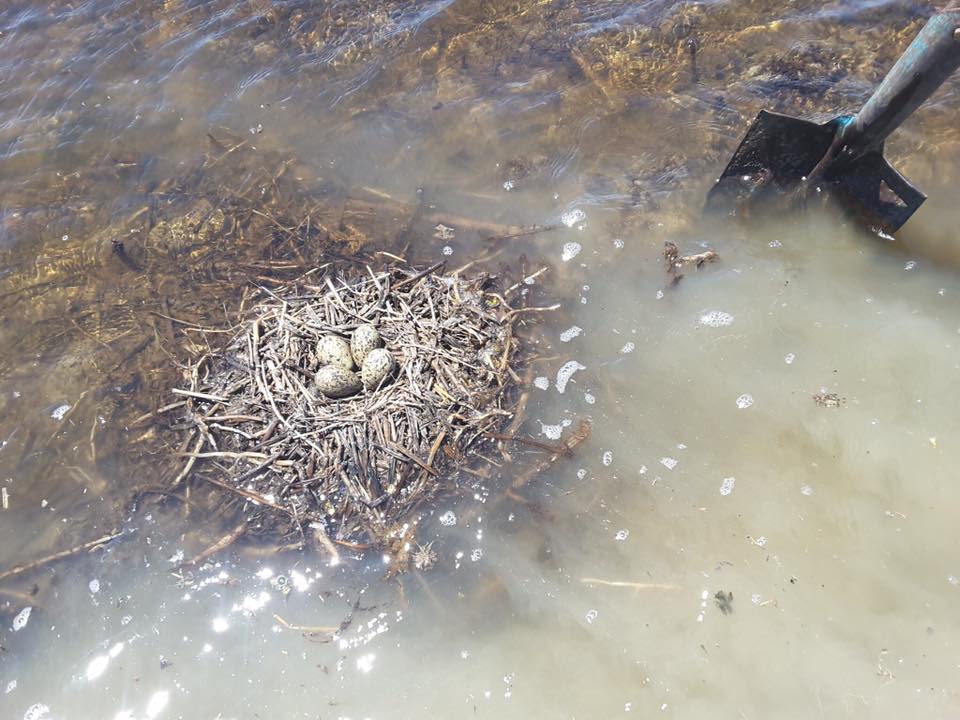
[361,348,395,391]
[350,324,382,366]
[316,335,355,370]
[315,365,362,399]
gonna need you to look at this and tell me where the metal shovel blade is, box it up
[705,110,926,233]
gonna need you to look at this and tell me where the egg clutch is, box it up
[313,326,396,399]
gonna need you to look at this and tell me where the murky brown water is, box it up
[2,1,960,718]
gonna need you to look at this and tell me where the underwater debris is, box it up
[664,240,719,286]
[812,390,844,408]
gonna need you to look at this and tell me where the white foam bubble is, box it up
[533,376,549,390]
[11,606,31,632]
[560,208,585,227]
[736,394,754,409]
[560,326,582,342]
[23,703,50,720]
[50,404,71,421]
[555,361,585,393]
[540,422,563,440]
[561,242,582,262]
[699,310,734,327]
[720,477,736,496]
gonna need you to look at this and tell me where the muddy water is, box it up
[3,0,960,718]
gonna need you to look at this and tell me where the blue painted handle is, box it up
[845,11,960,152]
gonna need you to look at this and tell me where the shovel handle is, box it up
[844,10,960,152]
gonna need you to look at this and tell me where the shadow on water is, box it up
[1,1,960,718]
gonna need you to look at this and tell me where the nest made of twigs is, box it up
[171,263,530,549]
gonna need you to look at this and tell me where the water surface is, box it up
[2,1,960,718]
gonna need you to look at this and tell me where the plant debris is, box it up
[812,390,844,408]
[664,240,719,286]
[714,589,734,615]
[169,262,543,560]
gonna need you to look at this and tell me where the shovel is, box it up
[706,8,960,233]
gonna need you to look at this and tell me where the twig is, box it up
[580,578,681,591]
[172,388,228,402]
[183,524,247,566]
[273,613,338,634]
[170,433,204,488]
[512,421,591,489]
[0,530,122,582]
[388,442,439,477]
[130,401,189,427]
[485,222,561,243]
[198,475,296,517]
[180,451,272,460]
[484,432,572,456]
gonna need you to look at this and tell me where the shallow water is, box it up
[2,1,960,718]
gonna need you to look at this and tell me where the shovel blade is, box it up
[706,110,836,211]
[829,151,926,233]
[706,110,926,233]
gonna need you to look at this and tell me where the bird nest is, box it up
[170,263,537,555]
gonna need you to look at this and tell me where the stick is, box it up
[273,614,338,634]
[183,524,246,566]
[233,453,282,484]
[199,475,296,517]
[130,401,189,427]
[391,262,445,292]
[484,432,572,456]
[170,433,204,488]
[506,303,562,320]
[579,578,681,591]
[388,442,439,477]
[180,451,272,460]
[512,421,591,489]
[0,530,122,582]
[485,223,562,243]
[172,388,228,402]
